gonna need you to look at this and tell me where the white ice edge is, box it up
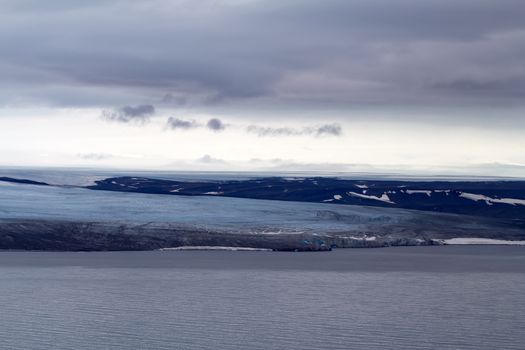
[347,191,394,204]
[339,236,377,241]
[406,190,432,196]
[441,238,525,245]
[160,246,273,251]
[459,192,525,206]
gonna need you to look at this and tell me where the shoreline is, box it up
[0,246,524,273]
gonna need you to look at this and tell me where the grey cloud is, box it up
[165,117,226,131]
[247,124,342,137]
[247,126,301,137]
[206,118,226,131]
[315,124,342,136]
[166,117,199,130]
[102,105,155,124]
[432,78,525,97]
[2,0,114,13]
[1,0,525,112]
[161,93,188,106]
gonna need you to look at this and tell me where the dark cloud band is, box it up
[1,0,524,111]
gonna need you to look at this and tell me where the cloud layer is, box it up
[1,0,524,113]
[1,1,524,173]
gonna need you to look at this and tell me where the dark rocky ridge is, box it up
[0,177,49,186]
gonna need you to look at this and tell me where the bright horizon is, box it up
[1,1,524,176]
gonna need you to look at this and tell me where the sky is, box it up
[1,0,524,175]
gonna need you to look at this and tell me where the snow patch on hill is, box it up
[460,192,525,206]
[160,246,272,251]
[406,190,432,197]
[347,191,394,204]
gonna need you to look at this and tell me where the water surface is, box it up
[1,246,524,349]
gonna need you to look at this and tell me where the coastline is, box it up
[1,218,524,252]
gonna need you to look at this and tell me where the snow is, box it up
[459,192,493,205]
[347,191,394,204]
[492,197,525,206]
[435,190,451,195]
[323,194,342,202]
[160,246,272,251]
[255,229,305,235]
[459,192,525,206]
[406,190,432,197]
[443,238,525,245]
[343,236,377,241]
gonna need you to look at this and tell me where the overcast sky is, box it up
[1,0,524,175]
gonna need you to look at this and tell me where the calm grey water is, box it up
[1,246,524,350]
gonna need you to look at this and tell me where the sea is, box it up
[1,246,524,350]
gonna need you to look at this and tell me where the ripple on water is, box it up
[0,249,524,350]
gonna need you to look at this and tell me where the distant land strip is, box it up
[86,176,525,221]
